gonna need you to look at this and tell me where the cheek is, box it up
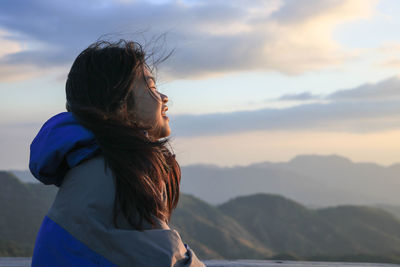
[135,99,160,123]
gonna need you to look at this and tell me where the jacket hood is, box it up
[29,112,100,186]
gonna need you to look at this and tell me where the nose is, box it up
[160,93,168,104]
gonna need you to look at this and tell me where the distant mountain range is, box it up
[2,170,400,264]
[180,154,400,206]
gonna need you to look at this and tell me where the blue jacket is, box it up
[30,112,205,267]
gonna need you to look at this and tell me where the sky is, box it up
[1,0,400,169]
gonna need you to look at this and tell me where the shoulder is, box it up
[64,155,112,187]
[58,155,115,212]
[49,154,169,230]
[48,155,116,227]
[44,155,205,266]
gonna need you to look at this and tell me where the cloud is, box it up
[328,76,400,101]
[0,29,21,57]
[0,0,378,81]
[374,42,400,70]
[271,0,376,24]
[379,58,400,69]
[0,65,45,82]
[170,75,400,136]
[278,92,320,101]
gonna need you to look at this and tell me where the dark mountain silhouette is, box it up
[219,194,400,258]
[376,204,400,220]
[219,194,336,256]
[0,171,57,256]
[317,206,400,255]
[170,194,273,259]
[3,170,400,263]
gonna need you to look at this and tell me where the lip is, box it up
[162,114,169,121]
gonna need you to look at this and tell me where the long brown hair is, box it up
[65,40,180,230]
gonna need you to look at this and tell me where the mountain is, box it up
[219,194,400,259]
[317,206,400,256]
[180,164,360,206]
[375,204,400,221]
[1,171,273,259]
[271,155,400,205]
[181,154,400,206]
[3,170,400,263]
[0,171,57,256]
[218,194,338,256]
[170,194,273,259]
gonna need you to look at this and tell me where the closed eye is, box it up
[149,86,159,94]
[148,86,162,101]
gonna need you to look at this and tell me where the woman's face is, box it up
[133,68,170,139]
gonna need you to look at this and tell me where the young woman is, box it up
[29,40,205,266]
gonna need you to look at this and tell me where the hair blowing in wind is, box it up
[65,40,181,230]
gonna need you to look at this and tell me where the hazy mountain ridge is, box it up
[3,169,400,263]
[181,154,400,206]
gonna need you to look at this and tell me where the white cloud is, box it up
[328,76,400,101]
[0,65,43,82]
[170,75,400,136]
[380,58,400,68]
[373,42,400,70]
[0,29,21,57]
[0,0,379,81]
[278,92,320,101]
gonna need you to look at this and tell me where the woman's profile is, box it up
[29,40,205,266]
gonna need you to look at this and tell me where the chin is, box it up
[160,127,171,139]
[151,125,171,140]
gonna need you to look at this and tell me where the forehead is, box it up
[143,67,155,84]
[133,67,158,98]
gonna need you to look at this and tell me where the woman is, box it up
[29,40,205,266]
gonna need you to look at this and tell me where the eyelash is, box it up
[148,86,162,100]
[149,86,159,93]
